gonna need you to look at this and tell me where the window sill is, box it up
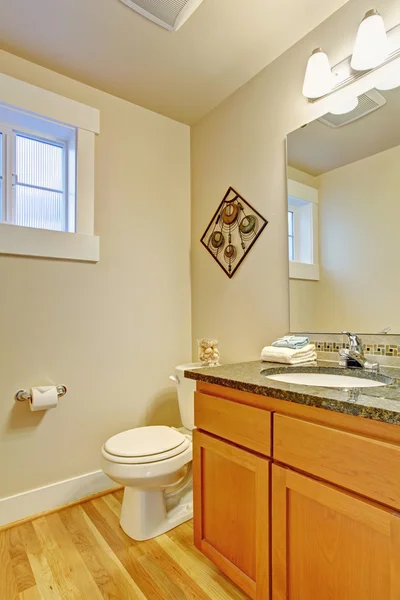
[289,261,319,281]
[0,222,99,262]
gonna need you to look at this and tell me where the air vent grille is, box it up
[318,89,387,128]
[131,0,190,27]
[119,0,203,30]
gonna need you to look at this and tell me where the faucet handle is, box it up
[341,331,363,352]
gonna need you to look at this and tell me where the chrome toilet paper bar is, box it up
[15,385,67,402]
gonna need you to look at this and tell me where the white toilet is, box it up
[101,363,200,541]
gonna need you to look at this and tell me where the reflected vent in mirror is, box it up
[118,0,204,31]
[319,90,386,128]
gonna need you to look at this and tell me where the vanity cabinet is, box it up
[272,465,400,600]
[193,430,270,599]
[193,382,400,600]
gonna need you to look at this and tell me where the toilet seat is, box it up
[102,425,190,465]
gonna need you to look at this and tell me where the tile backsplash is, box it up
[313,340,399,357]
[291,333,400,368]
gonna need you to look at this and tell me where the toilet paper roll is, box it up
[29,386,59,412]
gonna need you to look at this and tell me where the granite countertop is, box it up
[184,360,400,425]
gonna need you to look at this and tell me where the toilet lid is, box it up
[104,425,186,458]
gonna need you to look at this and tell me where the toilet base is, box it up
[120,485,193,541]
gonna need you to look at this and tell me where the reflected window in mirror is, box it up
[286,176,319,282]
[288,195,313,263]
[288,210,294,261]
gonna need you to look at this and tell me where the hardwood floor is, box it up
[0,489,249,600]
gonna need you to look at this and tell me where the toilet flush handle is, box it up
[169,375,179,384]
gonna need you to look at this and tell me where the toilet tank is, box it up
[172,363,202,431]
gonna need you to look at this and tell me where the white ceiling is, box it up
[0,0,349,124]
[288,87,400,176]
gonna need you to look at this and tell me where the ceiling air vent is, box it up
[118,0,204,31]
[318,89,387,128]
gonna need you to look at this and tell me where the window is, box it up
[0,124,75,233]
[288,197,313,264]
[0,72,100,262]
[287,179,319,280]
[288,210,294,261]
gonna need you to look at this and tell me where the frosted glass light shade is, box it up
[302,48,333,99]
[376,63,400,90]
[351,10,388,71]
[328,96,359,115]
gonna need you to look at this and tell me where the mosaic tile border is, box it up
[312,341,399,357]
[289,332,400,368]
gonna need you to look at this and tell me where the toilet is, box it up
[101,363,200,541]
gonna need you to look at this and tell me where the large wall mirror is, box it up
[287,86,400,334]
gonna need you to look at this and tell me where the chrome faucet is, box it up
[339,331,379,372]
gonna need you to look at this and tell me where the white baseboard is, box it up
[0,470,115,527]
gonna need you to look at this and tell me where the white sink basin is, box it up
[265,372,386,388]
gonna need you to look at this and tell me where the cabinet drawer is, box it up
[195,392,271,456]
[274,414,400,510]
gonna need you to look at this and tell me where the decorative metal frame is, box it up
[201,187,268,278]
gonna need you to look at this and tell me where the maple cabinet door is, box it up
[193,430,270,600]
[272,465,400,600]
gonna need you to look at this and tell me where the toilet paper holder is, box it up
[15,385,67,403]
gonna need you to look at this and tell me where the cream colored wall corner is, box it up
[0,50,191,499]
[190,0,400,363]
[314,144,400,332]
[287,166,319,189]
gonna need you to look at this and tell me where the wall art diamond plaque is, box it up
[201,187,268,278]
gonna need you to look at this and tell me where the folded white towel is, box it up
[261,343,315,358]
[261,350,317,365]
[260,344,317,365]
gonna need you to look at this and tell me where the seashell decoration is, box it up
[198,338,220,366]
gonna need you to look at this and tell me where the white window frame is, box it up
[287,179,319,281]
[288,210,295,261]
[1,124,72,230]
[0,73,99,262]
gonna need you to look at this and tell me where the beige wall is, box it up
[191,0,400,361]
[316,144,400,332]
[287,166,319,189]
[289,279,320,332]
[0,51,191,498]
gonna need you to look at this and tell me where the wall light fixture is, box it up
[302,8,400,101]
[351,10,388,71]
[302,48,333,98]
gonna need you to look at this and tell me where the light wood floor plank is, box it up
[168,523,249,599]
[59,504,144,600]
[6,527,36,594]
[32,517,82,600]
[84,497,177,600]
[18,523,63,600]
[89,497,218,600]
[59,505,130,599]
[79,506,146,600]
[1,491,244,600]
[102,492,122,518]
[158,529,248,600]
[0,530,20,600]
[45,513,103,600]
[112,489,124,504]
[18,586,42,600]
[131,537,213,600]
